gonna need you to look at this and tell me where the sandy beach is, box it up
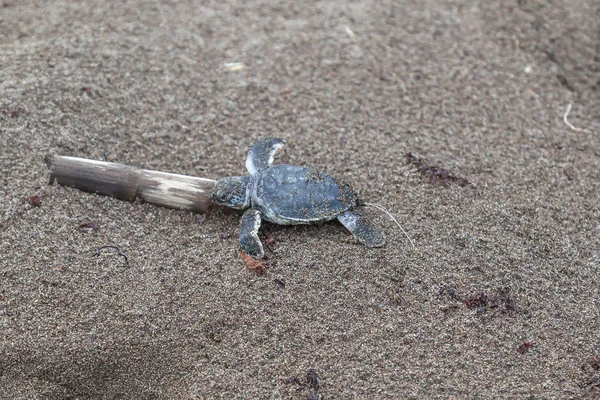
[1,0,599,398]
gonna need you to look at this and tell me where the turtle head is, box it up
[211,176,251,209]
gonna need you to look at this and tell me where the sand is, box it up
[1,0,599,398]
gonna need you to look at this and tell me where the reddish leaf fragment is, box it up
[464,292,487,309]
[488,287,517,313]
[405,152,471,187]
[239,252,266,275]
[28,194,42,207]
[463,287,518,314]
[517,341,534,354]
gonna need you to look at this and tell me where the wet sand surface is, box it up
[1,1,599,398]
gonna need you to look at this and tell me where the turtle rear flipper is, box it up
[338,210,385,247]
[239,208,264,258]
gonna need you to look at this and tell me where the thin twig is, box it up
[94,245,129,267]
[363,202,415,249]
[563,103,581,132]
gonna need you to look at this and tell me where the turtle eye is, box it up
[215,190,231,204]
[212,183,232,204]
[211,176,249,208]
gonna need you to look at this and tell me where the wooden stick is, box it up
[49,156,217,213]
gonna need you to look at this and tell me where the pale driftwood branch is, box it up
[49,156,217,213]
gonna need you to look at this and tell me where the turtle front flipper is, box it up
[245,138,285,175]
[337,210,385,248]
[239,208,265,258]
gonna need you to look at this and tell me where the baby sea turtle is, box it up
[211,138,385,260]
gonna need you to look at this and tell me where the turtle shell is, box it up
[252,165,357,224]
